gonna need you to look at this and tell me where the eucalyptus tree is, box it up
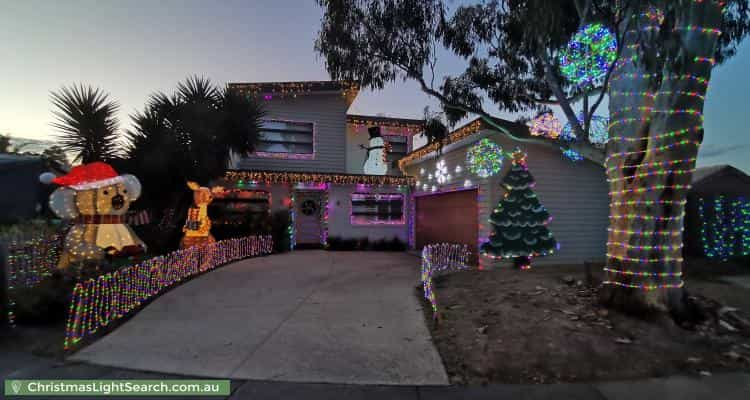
[315,0,750,316]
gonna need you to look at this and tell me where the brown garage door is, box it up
[416,189,478,264]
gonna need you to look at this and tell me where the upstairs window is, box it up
[383,135,408,169]
[351,193,405,225]
[255,120,314,159]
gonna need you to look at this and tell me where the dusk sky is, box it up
[1,0,748,172]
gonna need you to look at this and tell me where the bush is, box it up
[270,210,291,253]
[11,270,75,324]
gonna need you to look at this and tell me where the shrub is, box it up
[11,270,75,324]
[270,210,291,253]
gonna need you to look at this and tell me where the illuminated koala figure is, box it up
[43,162,146,269]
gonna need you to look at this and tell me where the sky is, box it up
[1,0,748,173]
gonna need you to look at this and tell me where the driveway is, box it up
[70,251,449,385]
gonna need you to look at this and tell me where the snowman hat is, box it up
[42,162,125,190]
[367,126,382,138]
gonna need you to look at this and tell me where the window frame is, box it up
[253,118,316,160]
[350,192,406,226]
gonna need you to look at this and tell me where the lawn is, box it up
[423,263,750,385]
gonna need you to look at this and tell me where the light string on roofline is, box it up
[603,3,722,291]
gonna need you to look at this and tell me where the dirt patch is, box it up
[423,267,750,385]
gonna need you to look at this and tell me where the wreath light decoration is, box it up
[559,23,618,87]
[466,138,504,178]
[530,113,562,139]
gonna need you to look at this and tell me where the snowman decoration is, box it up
[362,126,388,175]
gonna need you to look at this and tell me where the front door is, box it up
[294,191,323,246]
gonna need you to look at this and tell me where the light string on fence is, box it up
[64,235,273,350]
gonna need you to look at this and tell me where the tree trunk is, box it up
[602,0,723,318]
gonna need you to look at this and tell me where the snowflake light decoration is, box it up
[466,138,504,178]
[561,113,609,145]
[559,23,617,87]
[530,113,562,139]
[435,159,450,184]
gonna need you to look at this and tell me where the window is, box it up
[350,193,405,225]
[210,190,270,227]
[383,135,408,168]
[255,120,314,159]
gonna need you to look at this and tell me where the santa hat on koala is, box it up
[40,162,125,190]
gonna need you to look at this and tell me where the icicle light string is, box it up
[421,243,471,320]
[64,235,273,350]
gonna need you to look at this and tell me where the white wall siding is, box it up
[405,130,608,266]
[234,93,348,173]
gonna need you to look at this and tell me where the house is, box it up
[216,80,610,265]
[684,164,750,258]
[0,154,66,223]
[217,81,416,248]
[399,118,610,266]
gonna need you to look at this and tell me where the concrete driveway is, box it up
[70,251,449,385]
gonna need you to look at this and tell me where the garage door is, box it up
[416,189,478,264]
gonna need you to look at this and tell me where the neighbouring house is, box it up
[0,153,67,223]
[217,81,415,248]
[399,118,610,266]
[684,164,750,259]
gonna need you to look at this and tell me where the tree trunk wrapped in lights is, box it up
[602,0,724,313]
[480,148,557,269]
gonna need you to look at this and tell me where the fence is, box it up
[420,243,471,322]
[63,235,273,350]
[1,230,63,326]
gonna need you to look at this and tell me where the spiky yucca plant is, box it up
[50,85,121,163]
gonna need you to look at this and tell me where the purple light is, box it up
[263,94,273,100]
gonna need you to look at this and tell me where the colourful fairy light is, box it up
[559,23,618,86]
[64,235,273,350]
[561,147,584,162]
[560,113,609,145]
[530,113,563,139]
[699,196,750,260]
[421,243,470,320]
[466,138,505,178]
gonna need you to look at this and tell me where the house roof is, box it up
[398,117,530,169]
[691,164,750,189]
[228,80,360,106]
[346,114,425,133]
[398,116,606,169]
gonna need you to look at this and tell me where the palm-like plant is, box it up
[121,76,264,210]
[50,85,121,163]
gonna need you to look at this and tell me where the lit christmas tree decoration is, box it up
[466,138,504,178]
[530,113,563,139]
[559,23,618,86]
[480,148,557,269]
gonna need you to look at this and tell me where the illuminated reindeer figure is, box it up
[180,181,223,249]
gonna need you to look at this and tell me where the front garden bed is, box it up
[422,266,750,385]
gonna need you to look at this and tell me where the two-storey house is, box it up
[216,81,418,249]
